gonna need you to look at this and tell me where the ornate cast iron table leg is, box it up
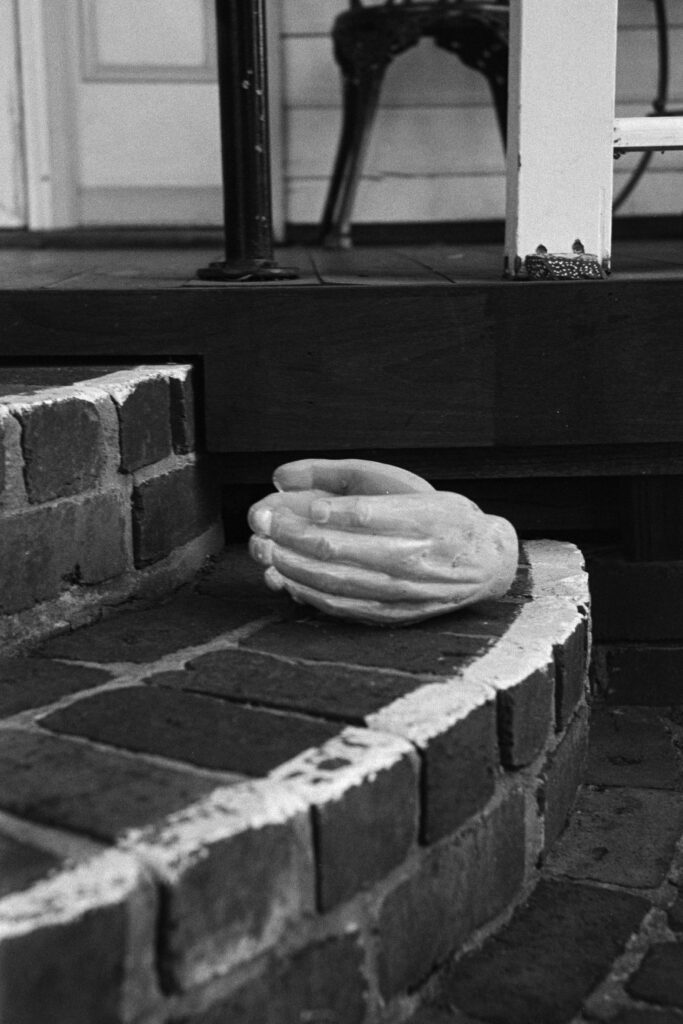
[198,0,297,281]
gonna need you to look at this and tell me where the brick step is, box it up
[0,364,224,654]
[409,702,683,1024]
[0,541,589,1023]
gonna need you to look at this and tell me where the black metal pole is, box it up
[198,0,296,281]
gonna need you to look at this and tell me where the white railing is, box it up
[504,0,683,279]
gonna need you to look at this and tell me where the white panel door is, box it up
[17,0,284,232]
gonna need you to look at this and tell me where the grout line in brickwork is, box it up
[0,540,597,1022]
[130,448,198,486]
[3,717,248,790]
[0,807,106,863]
[570,839,683,1023]
[239,649,467,684]
[31,612,280,684]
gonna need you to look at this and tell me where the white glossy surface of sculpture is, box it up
[248,459,519,626]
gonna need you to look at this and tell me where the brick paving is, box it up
[414,702,683,1024]
[7,539,683,1023]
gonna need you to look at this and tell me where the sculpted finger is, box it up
[273,459,434,496]
[249,534,275,567]
[309,492,479,537]
[267,511,438,577]
[274,576,464,626]
[247,489,330,535]
[477,516,519,598]
[263,566,300,597]
[266,546,477,603]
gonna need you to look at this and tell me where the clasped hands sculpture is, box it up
[248,459,518,626]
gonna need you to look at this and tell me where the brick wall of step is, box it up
[0,366,224,653]
[0,541,589,1024]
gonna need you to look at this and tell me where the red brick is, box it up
[0,658,112,717]
[0,850,157,1024]
[147,647,425,724]
[586,706,680,790]
[14,395,105,503]
[527,541,588,605]
[129,782,313,991]
[471,599,585,765]
[0,729,220,840]
[376,787,526,998]
[595,644,683,705]
[414,595,526,638]
[0,897,126,1024]
[271,729,419,910]
[588,555,683,642]
[0,365,130,393]
[626,943,683,1008]
[406,1009,478,1024]
[554,613,589,730]
[194,544,329,617]
[497,666,555,769]
[185,934,368,1024]
[0,493,129,614]
[39,593,265,663]
[545,786,683,889]
[242,619,493,676]
[195,545,297,601]
[540,705,589,853]
[132,461,220,567]
[0,411,6,496]
[611,1011,683,1024]
[433,880,648,1024]
[368,681,498,845]
[115,374,172,472]
[0,832,64,899]
[42,685,340,775]
[170,368,196,454]
[314,750,417,909]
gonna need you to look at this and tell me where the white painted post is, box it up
[504,0,619,279]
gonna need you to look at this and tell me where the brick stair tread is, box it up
[0,539,592,1022]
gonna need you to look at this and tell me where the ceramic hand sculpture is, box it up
[248,459,519,626]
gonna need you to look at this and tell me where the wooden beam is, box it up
[2,277,683,452]
[504,0,618,279]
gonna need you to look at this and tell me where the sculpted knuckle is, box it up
[354,499,372,527]
[315,533,337,561]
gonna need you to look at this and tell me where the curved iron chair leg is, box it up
[319,70,385,249]
[318,6,424,248]
[434,12,509,150]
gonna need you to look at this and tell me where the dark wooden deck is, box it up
[1,241,683,483]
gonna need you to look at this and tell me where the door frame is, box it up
[0,0,26,227]
[8,0,286,236]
